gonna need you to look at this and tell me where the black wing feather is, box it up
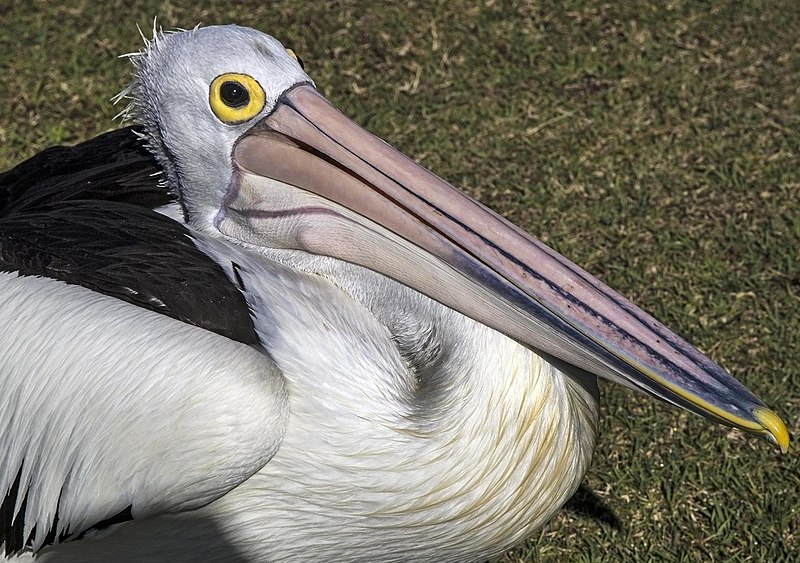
[0,126,257,345]
[0,201,258,346]
[0,127,171,216]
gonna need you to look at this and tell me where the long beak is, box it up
[221,83,788,452]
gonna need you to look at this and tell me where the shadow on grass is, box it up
[564,484,622,531]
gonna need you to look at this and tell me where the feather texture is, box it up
[0,274,287,554]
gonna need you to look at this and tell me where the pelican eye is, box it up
[220,81,249,108]
[286,48,305,70]
[209,73,266,124]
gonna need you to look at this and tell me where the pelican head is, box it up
[120,25,787,449]
[121,26,310,226]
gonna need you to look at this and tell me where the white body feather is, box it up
[5,238,598,562]
[0,272,287,553]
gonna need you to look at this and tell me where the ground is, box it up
[0,1,797,561]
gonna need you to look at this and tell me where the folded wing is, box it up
[0,129,287,555]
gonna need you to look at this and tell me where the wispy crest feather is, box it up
[111,20,203,196]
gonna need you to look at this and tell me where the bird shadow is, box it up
[562,483,622,530]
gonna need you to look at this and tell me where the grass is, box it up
[1,0,797,561]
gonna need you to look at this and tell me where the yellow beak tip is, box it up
[754,407,790,453]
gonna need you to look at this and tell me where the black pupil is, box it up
[220,81,249,108]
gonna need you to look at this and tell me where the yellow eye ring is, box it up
[209,73,266,124]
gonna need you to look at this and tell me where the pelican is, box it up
[0,24,788,562]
